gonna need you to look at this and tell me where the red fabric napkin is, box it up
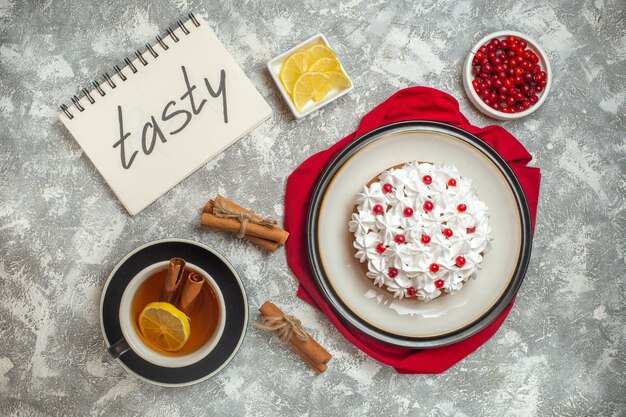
[284,86,541,373]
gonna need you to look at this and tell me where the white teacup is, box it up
[108,261,226,368]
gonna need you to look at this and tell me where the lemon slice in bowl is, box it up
[292,72,331,111]
[308,57,341,72]
[312,71,352,102]
[138,302,190,352]
[305,44,336,61]
[279,52,310,95]
[326,71,352,88]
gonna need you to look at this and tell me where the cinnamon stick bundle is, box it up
[256,301,332,374]
[201,195,289,251]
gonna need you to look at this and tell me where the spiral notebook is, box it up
[59,13,271,215]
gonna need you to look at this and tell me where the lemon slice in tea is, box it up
[138,302,191,352]
[279,52,310,95]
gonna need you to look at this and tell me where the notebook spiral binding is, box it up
[60,12,201,120]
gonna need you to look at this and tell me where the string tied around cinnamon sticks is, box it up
[212,196,277,238]
[256,301,331,374]
[255,313,309,343]
[201,195,289,252]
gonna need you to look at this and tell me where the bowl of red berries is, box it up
[463,31,552,120]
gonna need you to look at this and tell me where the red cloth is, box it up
[284,86,541,373]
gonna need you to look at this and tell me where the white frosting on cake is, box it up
[350,162,492,301]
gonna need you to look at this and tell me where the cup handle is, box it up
[108,338,130,359]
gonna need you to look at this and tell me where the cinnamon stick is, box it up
[177,272,204,316]
[258,301,332,373]
[201,200,283,250]
[208,195,288,245]
[203,200,279,251]
[161,258,186,305]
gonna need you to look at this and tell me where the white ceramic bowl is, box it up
[463,31,552,120]
[267,34,354,119]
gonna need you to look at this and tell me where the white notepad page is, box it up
[59,15,271,215]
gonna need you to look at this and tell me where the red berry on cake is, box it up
[403,207,414,217]
[376,243,386,254]
[448,178,457,187]
[422,175,433,185]
[429,263,440,273]
[435,279,444,289]
[443,228,453,238]
[457,203,467,212]
[423,201,434,212]
[388,267,399,278]
[455,256,466,267]
[394,234,406,244]
[421,234,431,244]
[467,226,476,234]
[407,287,417,296]
[382,183,393,193]
[373,204,384,214]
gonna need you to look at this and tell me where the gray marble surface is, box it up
[1,0,625,415]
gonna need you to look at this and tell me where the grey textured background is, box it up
[1,0,625,416]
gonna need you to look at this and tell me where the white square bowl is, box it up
[267,34,354,119]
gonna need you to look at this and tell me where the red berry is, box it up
[382,183,393,193]
[448,178,457,187]
[403,207,414,217]
[373,204,384,215]
[394,234,406,244]
[455,256,466,267]
[457,203,467,212]
[388,267,398,278]
[422,175,433,185]
[421,234,431,244]
[407,287,417,296]
[435,279,444,289]
[423,201,434,212]
[467,226,476,234]
[429,263,440,273]
[376,243,386,254]
[443,228,453,238]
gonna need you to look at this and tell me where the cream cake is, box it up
[349,161,492,301]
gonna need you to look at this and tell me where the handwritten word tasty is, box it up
[113,65,228,169]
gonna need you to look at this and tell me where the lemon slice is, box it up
[326,71,352,88]
[138,302,190,352]
[312,71,352,102]
[292,72,330,111]
[308,57,341,72]
[279,52,310,95]
[305,44,336,61]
